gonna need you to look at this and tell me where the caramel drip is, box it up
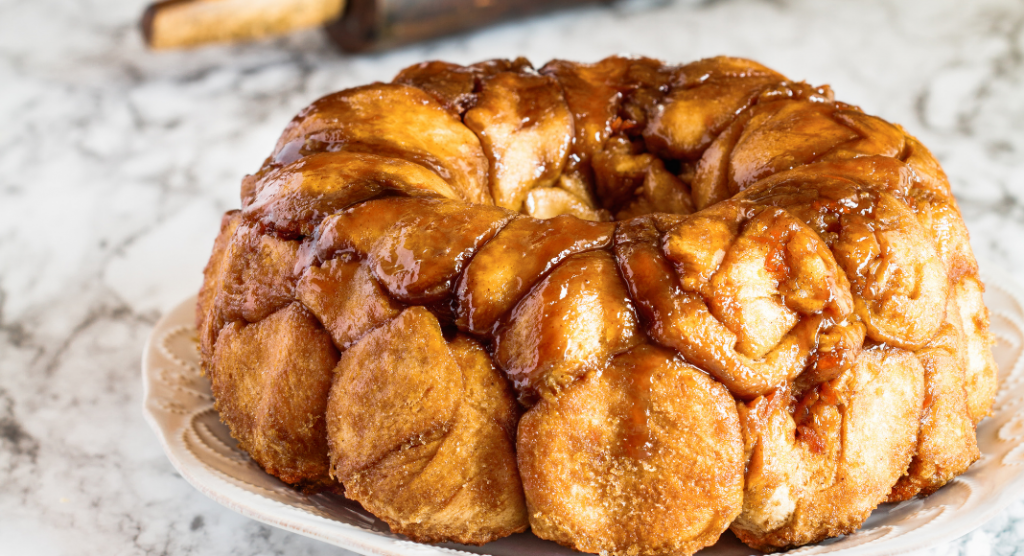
[619,355,657,460]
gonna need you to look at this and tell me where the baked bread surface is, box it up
[196,55,997,555]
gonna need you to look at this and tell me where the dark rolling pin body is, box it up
[328,0,609,52]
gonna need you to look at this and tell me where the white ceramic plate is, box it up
[143,264,1024,556]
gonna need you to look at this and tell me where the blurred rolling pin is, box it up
[142,0,608,52]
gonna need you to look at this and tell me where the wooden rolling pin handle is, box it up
[143,0,346,49]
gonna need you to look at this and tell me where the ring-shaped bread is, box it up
[197,55,997,555]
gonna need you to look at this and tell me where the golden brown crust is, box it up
[196,210,241,367]
[394,57,534,116]
[594,135,695,219]
[494,249,642,404]
[295,258,402,350]
[889,293,979,501]
[326,308,527,544]
[732,348,925,551]
[211,303,338,490]
[518,344,744,556]
[270,83,492,206]
[464,68,573,212]
[455,214,615,335]
[243,151,460,237]
[644,57,786,161]
[956,276,999,423]
[195,55,998,555]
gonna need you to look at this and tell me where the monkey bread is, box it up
[196,55,997,555]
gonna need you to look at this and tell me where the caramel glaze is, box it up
[196,55,998,555]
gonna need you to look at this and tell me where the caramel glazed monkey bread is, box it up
[196,55,998,555]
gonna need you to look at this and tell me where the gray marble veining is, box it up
[1,0,1023,554]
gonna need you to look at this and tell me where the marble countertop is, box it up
[2,0,1023,554]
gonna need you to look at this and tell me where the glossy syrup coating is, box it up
[196,56,998,554]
